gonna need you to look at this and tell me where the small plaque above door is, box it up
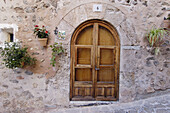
[93,4,102,12]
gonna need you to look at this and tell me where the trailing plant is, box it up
[0,42,36,69]
[146,27,167,55]
[33,25,49,38]
[50,42,64,67]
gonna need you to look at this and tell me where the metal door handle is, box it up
[95,66,100,71]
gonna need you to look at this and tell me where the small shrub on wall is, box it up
[146,27,168,55]
[0,42,36,69]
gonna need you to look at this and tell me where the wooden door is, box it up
[70,20,120,101]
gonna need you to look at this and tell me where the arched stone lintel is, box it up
[56,2,137,47]
[56,1,129,26]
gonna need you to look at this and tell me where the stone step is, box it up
[46,93,170,113]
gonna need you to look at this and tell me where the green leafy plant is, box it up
[50,42,64,67]
[167,16,170,20]
[146,27,167,55]
[0,42,36,69]
[165,14,170,20]
[33,25,49,38]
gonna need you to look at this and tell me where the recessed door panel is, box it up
[75,68,92,81]
[77,48,91,65]
[76,25,93,45]
[98,26,116,46]
[100,48,115,65]
[97,69,115,82]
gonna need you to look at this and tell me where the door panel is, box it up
[97,47,115,82]
[75,68,92,81]
[106,87,114,97]
[71,20,120,101]
[74,87,93,97]
[97,69,115,82]
[96,87,104,96]
[76,25,93,45]
[100,48,115,65]
[98,26,116,46]
[74,87,84,96]
[77,48,91,65]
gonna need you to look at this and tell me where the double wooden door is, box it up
[70,20,120,101]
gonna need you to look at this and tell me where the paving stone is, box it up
[81,108,89,113]
[126,109,138,113]
[156,109,170,113]
[114,109,126,113]
[65,109,82,113]
[142,106,154,113]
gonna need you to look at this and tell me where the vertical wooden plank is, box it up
[70,50,73,99]
[82,87,85,97]
[74,88,78,96]
[114,47,118,99]
[92,42,95,98]
[112,87,114,97]
[92,23,95,98]
[91,47,93,68]
[85,88,91,96]
[97,48,100,67]
[72,55,75,97]
[116,46,120,99]
[93,23,99,99]
[104,87,107,97]
[75,47,77,65]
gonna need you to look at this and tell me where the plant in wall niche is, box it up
[0,42,36,69]
[50,42,64,67]
[33,25,50,46]
[146,27,167,55]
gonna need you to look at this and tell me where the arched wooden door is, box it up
[70,20,120,101]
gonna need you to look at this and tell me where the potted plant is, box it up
[163,14,170,28]
[34,25,49,46]
[0,42,36,69]
[146,27,167,55]
[50,42,64,67]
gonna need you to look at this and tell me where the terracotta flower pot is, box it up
[38,38,48,46]
[163,20,170,28]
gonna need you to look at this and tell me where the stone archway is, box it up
[56,2,138,102]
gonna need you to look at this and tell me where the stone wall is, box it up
[0,0,169,112]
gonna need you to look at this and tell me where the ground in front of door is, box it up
[31,93,170,113]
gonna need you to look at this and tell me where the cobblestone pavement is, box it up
[43,93,170,113]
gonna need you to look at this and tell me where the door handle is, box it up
[95,66,100,71]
